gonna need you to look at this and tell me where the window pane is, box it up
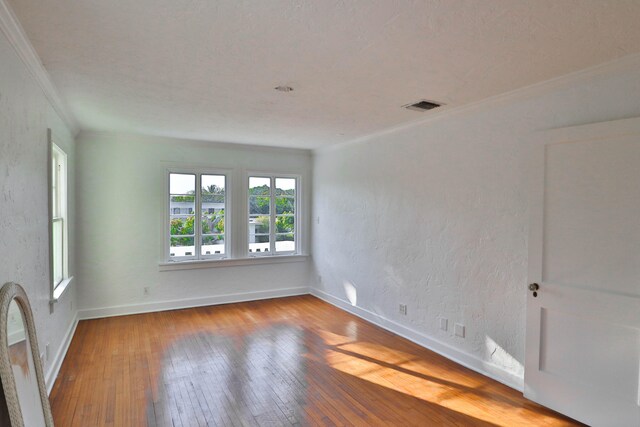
[51,153,59,217]
[170,216,195,238]
[275,215,295,233]
[276,197,295,214]
[249,235,270,253]
[249,197,270,215]
[170,195,195,203]
[52,219,63,286]
[275,178,295,196]
[202,174,225,207]
[202,214,224,235]
[250,215,270,234]
[276,233,295,252]
[202,235,225,255]
[170,236,195,257]
[170,173,195,195]
[249,177,270,195]
[202,174,225,194]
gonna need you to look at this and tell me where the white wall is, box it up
[75,132,312,317]
[311,54,640,389]
[0,28,77,387]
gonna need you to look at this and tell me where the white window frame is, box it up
[48,131,72,302]
[165,167,231,262]
[247,173,301,257]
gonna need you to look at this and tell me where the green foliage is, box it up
[203,184,225,195]
[249,197,270,214]
[170,216,194,246]
[249,184,270,196]
[171,213,226,247]
[276,197,294,214]
[202,184,225,203]
[171,195,195,202]
[276,215,294,233]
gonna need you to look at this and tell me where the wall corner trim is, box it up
[310,287,525,392]
[0,0,80,136]
[45,312,79,394]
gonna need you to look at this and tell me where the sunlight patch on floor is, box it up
[319,336,573,426]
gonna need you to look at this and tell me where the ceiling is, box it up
[9,0,640,149]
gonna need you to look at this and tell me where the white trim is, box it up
[0,0,79,136]
[310,288,524,392]
[49,134,72,303]
[159,254,308,271]
[51,276,73,302]
[246,172,302,258]
[77,286,310,320]
[45,313,78,394]
[316,53,640,154]
[165,167,232,262]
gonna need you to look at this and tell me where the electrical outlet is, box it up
[316,216,320,224]
[454,323,465,338]
[440,318,448,331]
[143,286,150,296]
[45,343,50,361]
[399,304,407,315]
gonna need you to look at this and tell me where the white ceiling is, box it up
[9,0,640,149]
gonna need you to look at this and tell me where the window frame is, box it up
[48,131,72,302]
[165,167,231,262]
[247,173,301,257]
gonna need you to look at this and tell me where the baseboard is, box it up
[310,288,524,392]
[77,286,310,320]
[45,312,78,394]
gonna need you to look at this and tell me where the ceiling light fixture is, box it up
[275,85,294,92]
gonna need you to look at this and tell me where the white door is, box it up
[525,117,640,427]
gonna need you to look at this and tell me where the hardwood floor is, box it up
[50,295,581,426]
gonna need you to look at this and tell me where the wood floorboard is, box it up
[50,295,582,426]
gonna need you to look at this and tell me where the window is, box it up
[50,142,69,295]
[168,171,227,260]
[248,175,298,256]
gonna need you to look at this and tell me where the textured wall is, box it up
[311,56,640,385]
[0,30,77,380]
[75,132,312,313]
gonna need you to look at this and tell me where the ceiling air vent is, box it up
[403,100,442,112]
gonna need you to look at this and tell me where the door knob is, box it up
[529,283,539,297]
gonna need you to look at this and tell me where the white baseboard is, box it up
[45,313,78,394]
[77,286,310,320]
[310,288,524,392]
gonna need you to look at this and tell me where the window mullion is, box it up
[195,173,202,260]
[270,177,276,254]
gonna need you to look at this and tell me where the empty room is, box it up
[1,0,640,426]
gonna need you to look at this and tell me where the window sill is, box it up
[51,276,73,303]
[158,255,309,272]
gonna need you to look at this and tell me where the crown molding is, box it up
[0,0,79,136]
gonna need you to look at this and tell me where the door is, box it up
[525,117,640,426]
